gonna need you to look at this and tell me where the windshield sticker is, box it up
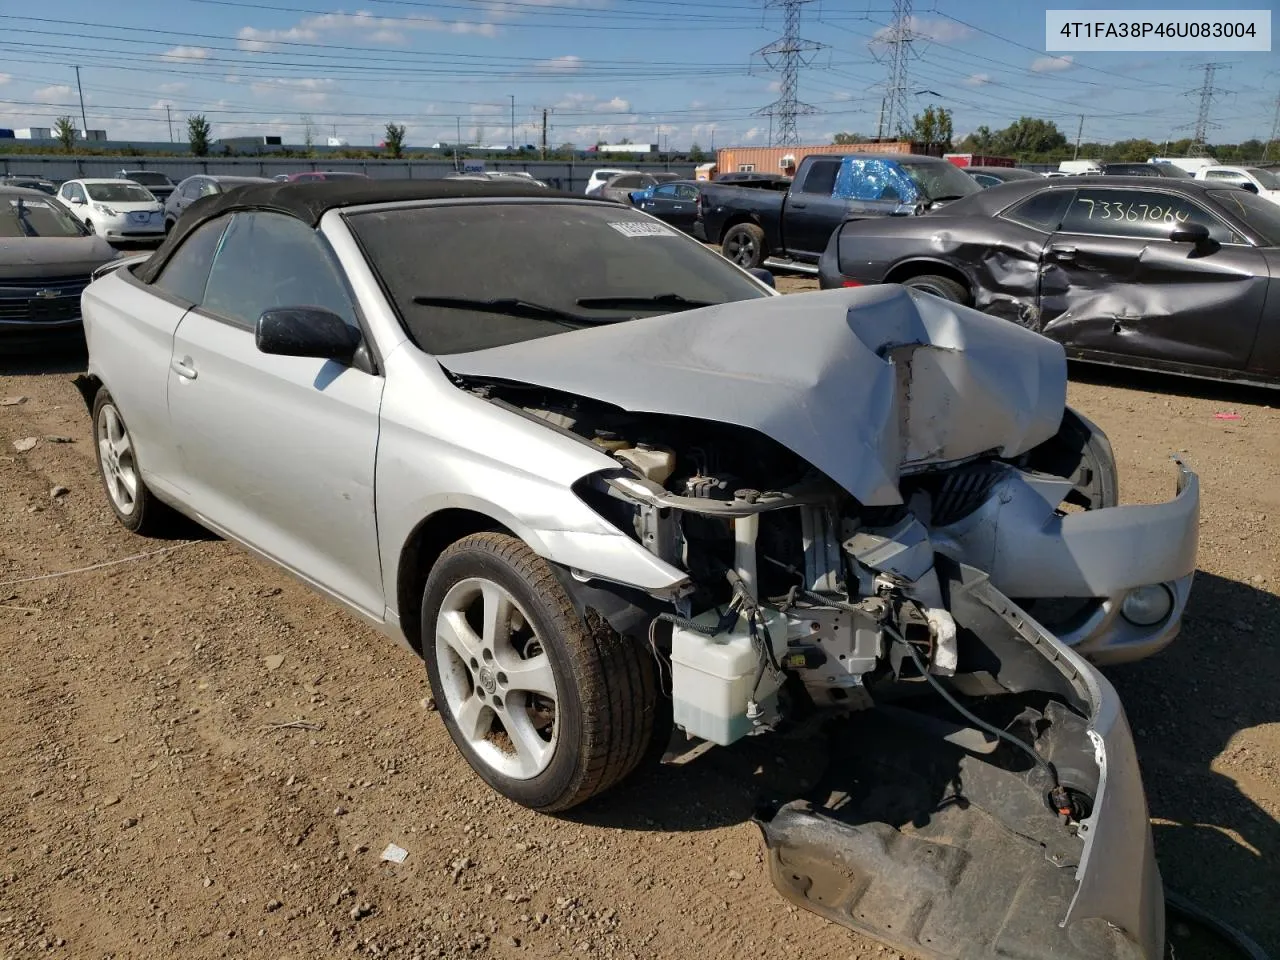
[608,221,678,238]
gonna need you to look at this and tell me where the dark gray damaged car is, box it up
[819,176,1280,388]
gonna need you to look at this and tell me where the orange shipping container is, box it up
[715,142,925,177]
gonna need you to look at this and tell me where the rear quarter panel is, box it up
[701,184,785,249]
[83,270,187,484]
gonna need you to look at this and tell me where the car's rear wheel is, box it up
[901,274,968,303]
[92,388,173,535]
[422,532,658,812]
[722,223,766,269]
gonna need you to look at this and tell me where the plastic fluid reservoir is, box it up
[614,443,676,485]
[670,608,789,746]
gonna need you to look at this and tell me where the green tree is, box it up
[833,131,872,144]
[53,116,78,153]
[995,117,1067,156]
[187,114,212,157]
[903,105,953,151]
[689,143,705,162]
[384,122,406,159]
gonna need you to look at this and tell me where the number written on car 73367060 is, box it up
[1075,197,1190,224]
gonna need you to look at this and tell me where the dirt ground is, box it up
[1,278,1277,958]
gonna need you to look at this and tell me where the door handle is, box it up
[171,356,197,380]
[1048,245,1077,262]
[790,202,808,209]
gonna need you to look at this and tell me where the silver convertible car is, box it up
[81,180,1198,959]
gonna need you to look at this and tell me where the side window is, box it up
[150,215,231,304]
[181,179,202,200]
[798,159,841,196]
[1060,189,1236,242]
[675,184,699,201]
[198,180,220,198]
[652,184,677,199]
[972,174,999,188]
[1205,170,1242,182]
[1003,189,1073,231]
[201,212,358,330]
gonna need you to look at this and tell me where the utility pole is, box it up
[1073,115,1084,160]
[751,0,825,147]
[509,94,515,150]
[73,65,88,136]
[455,116,462,170]
[1184,62,1231,156]
[165,103,174,143]
[875,97,886,140]
[541,108,548,159]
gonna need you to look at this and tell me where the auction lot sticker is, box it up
[608,221,678,238]
[1046,9,1271,50]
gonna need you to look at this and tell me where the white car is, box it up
[1194,165,1280,206]
[584,168,636,195]
[57,178,166,242]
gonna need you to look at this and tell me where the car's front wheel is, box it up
[92,387,173,535]
[422,532,658,812]
[901,274,968,303]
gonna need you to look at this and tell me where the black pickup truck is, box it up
[701,153,983,269]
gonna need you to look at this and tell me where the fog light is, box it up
[1120,584,1173,626]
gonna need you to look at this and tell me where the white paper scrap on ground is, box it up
[380,843,408,864]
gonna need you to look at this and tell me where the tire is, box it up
[422,532,658,812]
[901,274,968,303]
[92,387,173,535]
[722,223,767,269]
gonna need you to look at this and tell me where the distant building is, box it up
[218,135,284,151]
[15,128,52,140]
[326,136,349,147]
[716,141,924,176]
[80,129,108,141]
[588,143,657,156]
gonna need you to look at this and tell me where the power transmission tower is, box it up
[752,0,826,147]
[1182,62,1230,156]
[1263,92,1280,161]
[872,0,922,140]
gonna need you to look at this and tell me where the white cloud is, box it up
[149,99,176,110]
[536,55,582,72]
[253,77,337,90]
[594,96,630,113]
[963,73,991,86]
[161,46,210,62]
[766,80,781,93]
[157,81,188,94]
[1031,54,1074,72]
[742,126,763,142]
[237,10,495,52]
[34,84,74,103]
[873,15,972,44]
[0,74,10,86]
[831,90,856,101]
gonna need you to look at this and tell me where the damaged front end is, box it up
[443,287,1188,958]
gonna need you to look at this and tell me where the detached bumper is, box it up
[931,458,1199,663]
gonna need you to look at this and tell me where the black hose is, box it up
[889,623,1061,790]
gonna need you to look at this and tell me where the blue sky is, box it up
[0,0,1274,149]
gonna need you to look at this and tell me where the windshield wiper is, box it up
[411,295,617,327]
[575,293,717,311]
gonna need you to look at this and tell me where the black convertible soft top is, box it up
[135,178,595,284]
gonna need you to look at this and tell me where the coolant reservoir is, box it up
[670,608,789,746]
[615,443,676,485]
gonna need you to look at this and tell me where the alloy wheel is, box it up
[435,577,559,780]
[97,403,139,516]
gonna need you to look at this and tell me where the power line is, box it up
[751,0,825,146]
[872,0,921,139]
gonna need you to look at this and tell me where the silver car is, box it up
[81,179,1194,958]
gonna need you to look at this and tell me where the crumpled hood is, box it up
[442,285,1067,505]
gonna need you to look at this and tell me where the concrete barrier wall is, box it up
[0,156,698,194]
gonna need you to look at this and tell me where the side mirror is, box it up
[1169,222,1210,244]
[748,267,776,289]
[70,196,84,205]
[255,307,362,363]
[1239,181,1259,194]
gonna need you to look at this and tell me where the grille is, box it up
[928,464,1004,527]
[0,276,89,323]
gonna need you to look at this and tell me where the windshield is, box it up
[86,183,156,203]
[1209,189,1280,246]
[1153,163,1192,178]
[1246,168,1280,190]
[347,201,771,354]
[0,196,86,238]
[125,172,172,186]
[899,160,983,201]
